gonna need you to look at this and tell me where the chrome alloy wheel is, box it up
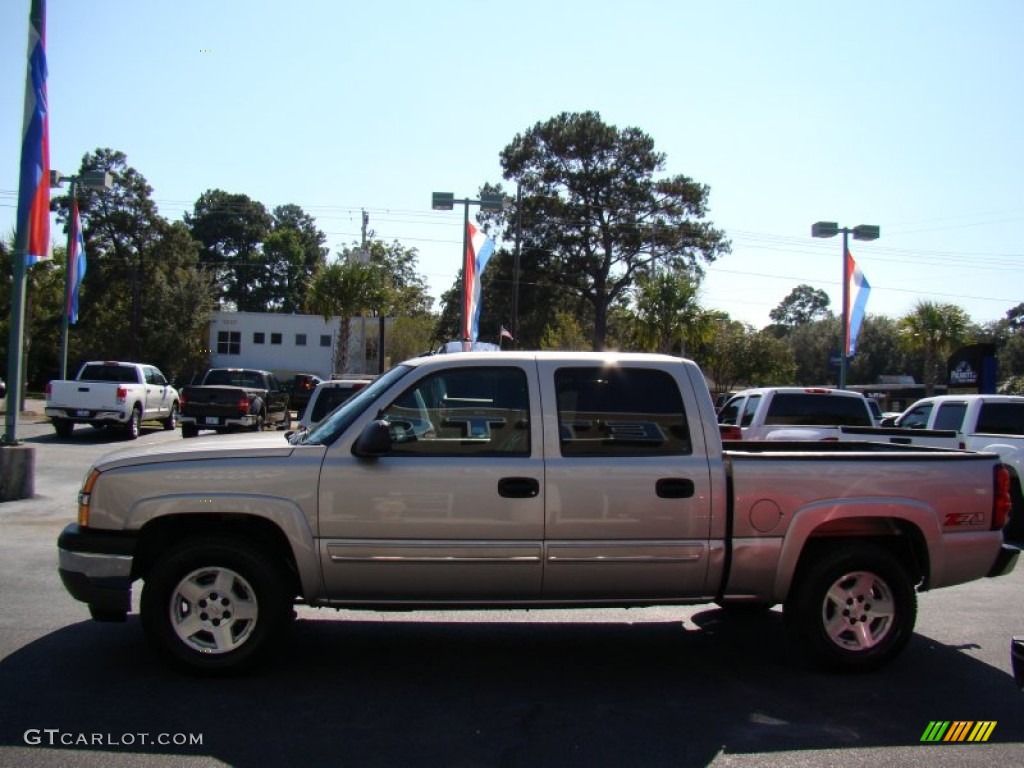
[169,566,259,655]
[821,570,895,652]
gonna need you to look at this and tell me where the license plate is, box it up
[75,410,89,418]
[205,417,220,425]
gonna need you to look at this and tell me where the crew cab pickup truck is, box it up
[56,352,1019,675]
[178,367,290,438]
[717,387,876,440]
[45,361,179,439]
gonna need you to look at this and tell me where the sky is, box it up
[2,0,1022,330]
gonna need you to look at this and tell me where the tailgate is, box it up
[48,382,121,410]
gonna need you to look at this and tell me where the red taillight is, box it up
[720,425,742,441]
[116,386,128,404]
[179,392,186,409]
[993,465,1012,531]
[238,395,251,411]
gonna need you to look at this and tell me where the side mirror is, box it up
[353,419,393,457]
[879,416,896,427]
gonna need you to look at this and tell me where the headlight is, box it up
[78,468,101,527]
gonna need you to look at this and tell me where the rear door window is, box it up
[555,367,690,457]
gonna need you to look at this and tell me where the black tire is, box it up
[125,406,142,440]
[784,543,917,672]
[53,419,74,439]
[140,539,291,675]
[163,402,179,431]
[181,422,199,439]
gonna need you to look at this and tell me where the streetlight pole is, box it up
[811,221,880,389]
[431,191,503,343]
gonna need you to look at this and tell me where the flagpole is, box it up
[840,229,850,390]
[461,201,470,344]
[59,180,77,382]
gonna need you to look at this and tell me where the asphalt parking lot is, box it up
[0,412,1022,767]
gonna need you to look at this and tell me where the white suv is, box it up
[295,379,374,433]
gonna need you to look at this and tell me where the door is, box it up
[539,361,714,599]
[143,366,172,418]
[317,362,544,599]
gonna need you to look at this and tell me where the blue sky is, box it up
[2,0,1022,329]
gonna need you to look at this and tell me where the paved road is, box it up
[0,422,1022,767]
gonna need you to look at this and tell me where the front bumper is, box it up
[987,543,1020,578]
[57,524,138,615]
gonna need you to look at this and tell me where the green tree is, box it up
[186,189,272,311]
[627,268,710,355]
[269,204,328,313]
[770,284,832,327]
[898,300,972,395]
[305,260,385,374]
[495,111,730,350]
[540,310,590,351]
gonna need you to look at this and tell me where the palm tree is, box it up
[630,269,711,355]
[305,260,387,374]
[898,300,971,394]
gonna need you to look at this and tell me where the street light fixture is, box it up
[432,191,504,342]
[52,170,113,380]
[812,220,880,389]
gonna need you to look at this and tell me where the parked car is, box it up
[179,367,290,437]
[287,373,323,413]
[57,351,1017,674]
[294,378,373,434]
[44,361,179,439]
[717,387,876,440]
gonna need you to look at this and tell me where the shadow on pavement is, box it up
[0,608,1020,766]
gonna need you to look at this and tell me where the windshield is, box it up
[298,365,412,446]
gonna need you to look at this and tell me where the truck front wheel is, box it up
[141,539,291,674]
[784,543,917,672]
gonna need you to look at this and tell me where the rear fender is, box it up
[772,498,941,601]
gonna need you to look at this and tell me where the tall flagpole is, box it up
[6,0,50,446]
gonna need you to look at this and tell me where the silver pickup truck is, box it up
[56,352,1019,674]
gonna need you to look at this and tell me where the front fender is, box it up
[126,494,321,600]
[772,497,942,601]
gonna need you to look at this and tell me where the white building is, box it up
[207,310,387,379]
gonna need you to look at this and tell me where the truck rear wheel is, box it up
[141,539,291,674]
[53,419,74,438]
[783,543,917,671]
[181,422,199,439]
[125,406,142,440]
[163,402,178,430]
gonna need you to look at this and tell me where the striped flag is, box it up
[846,250,870,357]
[16,0,51,265]
[68,197,86,324]
[463,221,495,342]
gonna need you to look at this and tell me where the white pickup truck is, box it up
[872,395,1024,540]
[56,352,1018,674]
[717,387,877,440]
[45,361,179,439]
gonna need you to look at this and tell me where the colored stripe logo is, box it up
[920,721,996,743]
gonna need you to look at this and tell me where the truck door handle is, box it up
[656,478,695,498]
[498,477,540,498]
[889,437,912,445]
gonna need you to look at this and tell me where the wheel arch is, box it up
[130,510,315,600]
[773,502,937,601]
